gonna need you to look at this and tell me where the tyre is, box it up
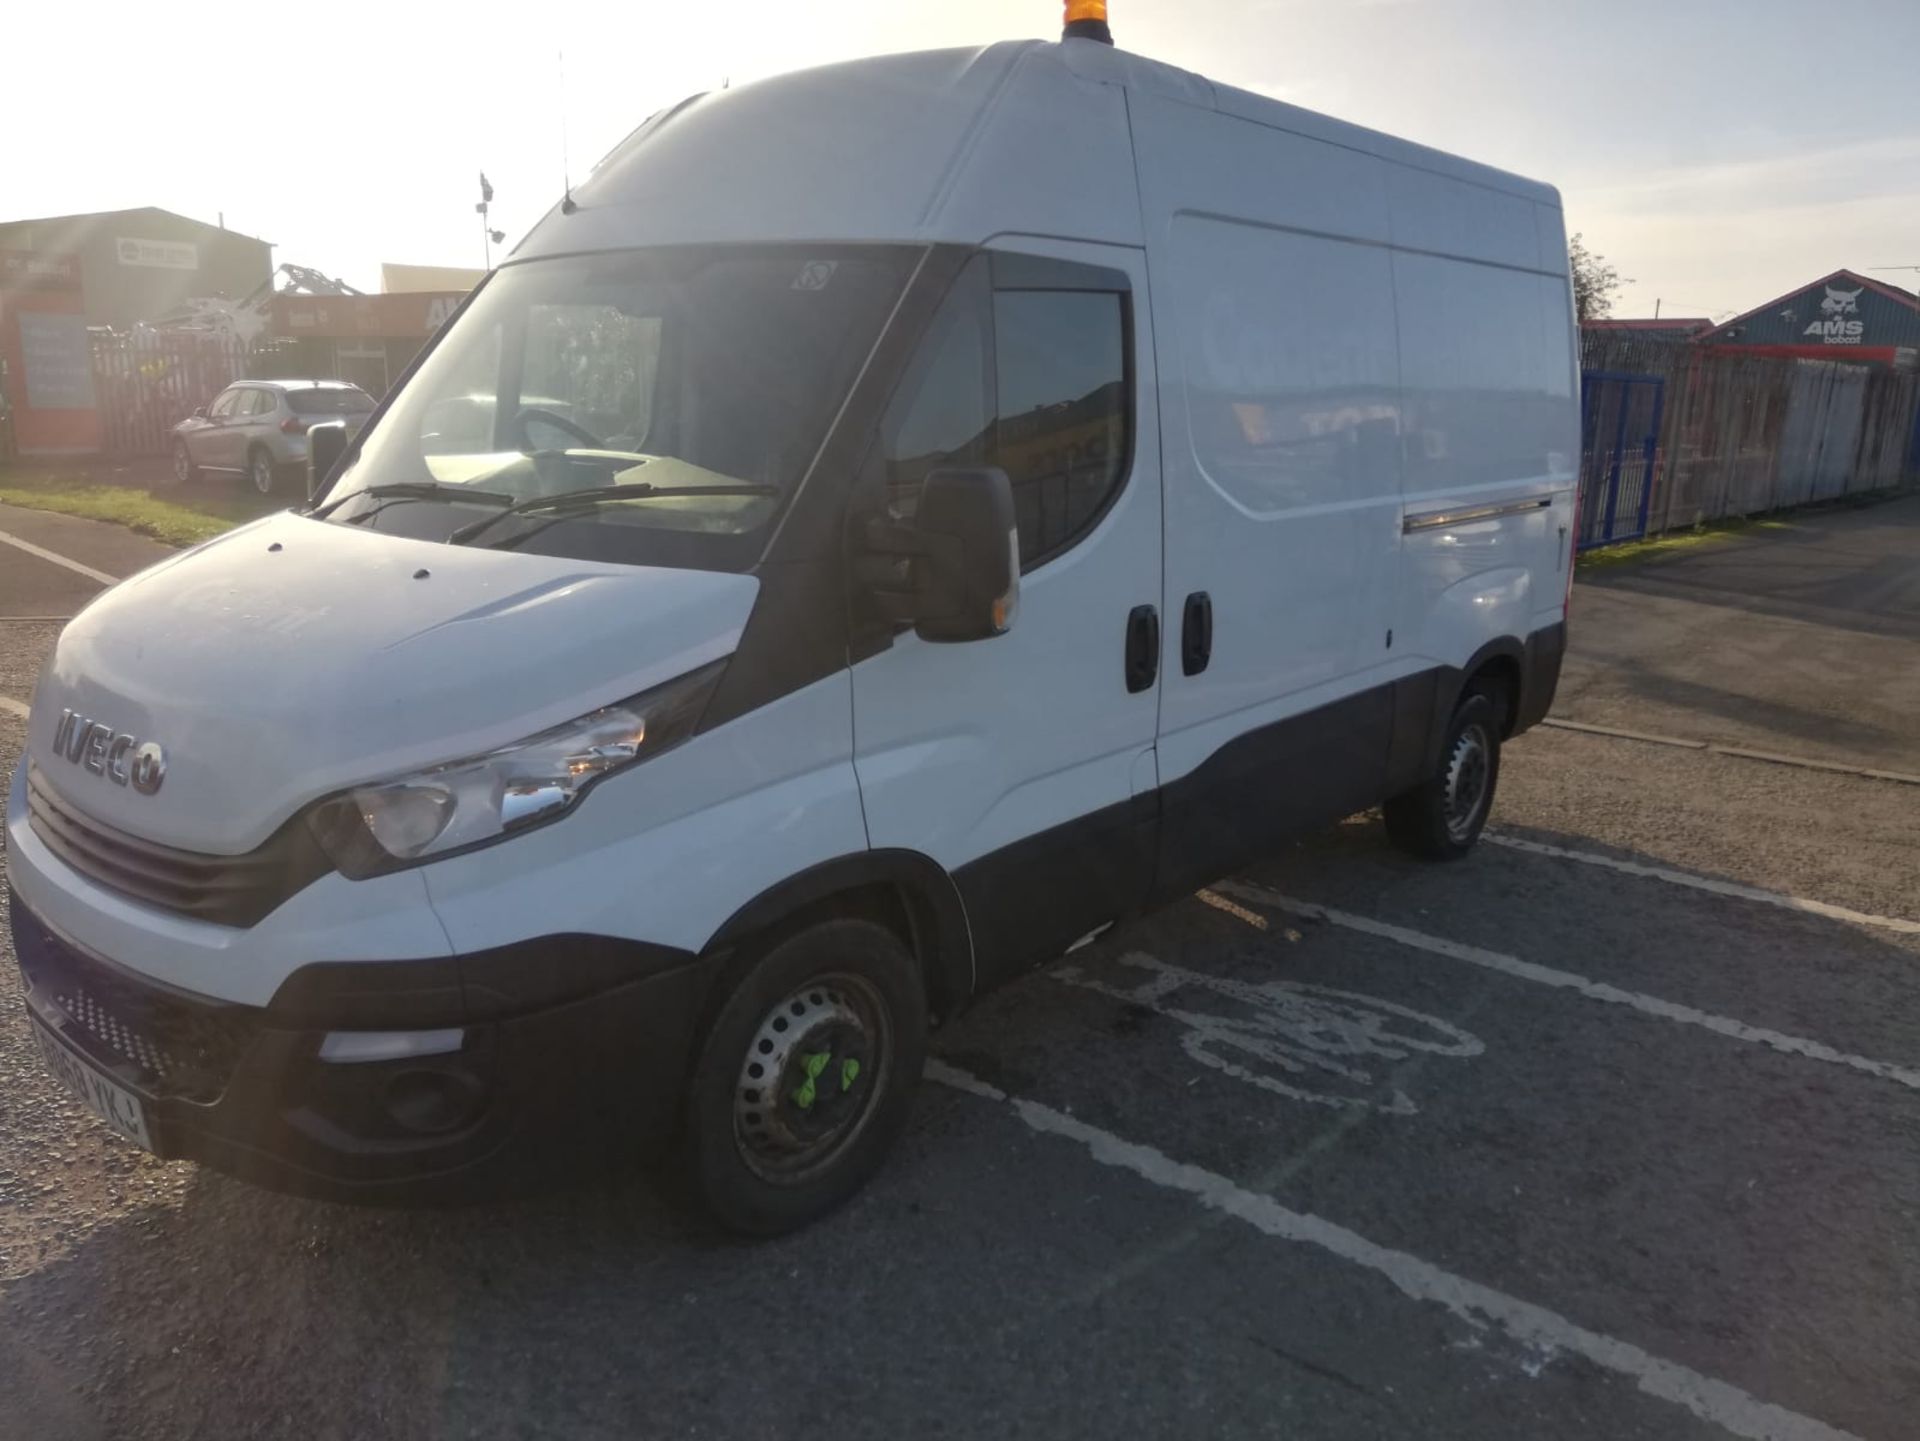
[170,438,199,486]
[683,916,927,1236]
[1383,689,1502,861]
[247,446,279,496]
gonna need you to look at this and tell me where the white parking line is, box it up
[0,693,29,721]
[1216,881,1920,1094]
[0,527,120,587]
[1486,834,1920,937]
[927,1059,1863,1441]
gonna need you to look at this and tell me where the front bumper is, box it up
[8,889,712,1205]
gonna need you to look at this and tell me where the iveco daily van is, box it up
[8,13,1577,1233]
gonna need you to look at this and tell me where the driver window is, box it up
[874,254,1132,570]
[521,304,663,452]
[209,389,239,419]
[877,259,991,525]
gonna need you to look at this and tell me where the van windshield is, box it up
[315,245,915,571]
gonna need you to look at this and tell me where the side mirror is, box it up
[307,421,351,500]
[864,467,1020,643]
[192,406,208,419]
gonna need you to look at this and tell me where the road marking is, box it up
[1710,745,1920,788]
[1485,833,1920,937]
[1217,881,1920,1093]
[927,1059,1864,1441]
[1543,718,1708,749]
[1055,951,1482,1115]
[1542,717,1920,786]
[0,528,120,587]
[0,694,29,721]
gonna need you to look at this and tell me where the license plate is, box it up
[30,1013,154,1151]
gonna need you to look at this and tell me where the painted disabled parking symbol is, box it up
[1054,952,1483,1115]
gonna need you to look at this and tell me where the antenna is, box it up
[559,48,577,215]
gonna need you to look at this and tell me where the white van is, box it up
[7,27,1576,1233]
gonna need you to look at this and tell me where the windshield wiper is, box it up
[310,482,513,521]
[448,483,781,547]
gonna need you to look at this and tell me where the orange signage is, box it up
[270,291,467,340]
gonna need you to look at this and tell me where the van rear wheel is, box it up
[683,917,927,1235]
[1384,689,1501,861]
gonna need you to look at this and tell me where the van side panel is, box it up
[1132,96,1406,808]
[1153,213,1407,761]
[1390,252,1579,675]
[1129,80,1577,889]
[1131,95,1410,893]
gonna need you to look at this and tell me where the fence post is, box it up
[1635,379,1664,540]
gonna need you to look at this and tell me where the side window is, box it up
[876,256,1132,571]
[239,390,269,417]
[878,260,992,525]
[208,389,239,418]
[993,288,1128,568]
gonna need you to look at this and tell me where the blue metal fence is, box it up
[1577,371,1665,549]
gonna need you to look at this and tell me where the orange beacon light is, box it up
[1064,2,1114,44]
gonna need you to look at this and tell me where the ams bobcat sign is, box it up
[1698,270,1920,362]
[1807,285,1866,345]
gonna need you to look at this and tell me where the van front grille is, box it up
[26,766,332,928]
[13,898,259,1103]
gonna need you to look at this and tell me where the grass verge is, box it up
[0,468,265,547]
[1577,515,1793,571]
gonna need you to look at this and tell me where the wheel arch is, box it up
[1420,636,1527,777]
[1461,640,1525,736]
[701,850,975,1027]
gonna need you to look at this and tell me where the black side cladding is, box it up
[1153,678,1398,905]
[1514,622,1567,734]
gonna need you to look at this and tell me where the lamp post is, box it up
[476,173,506,270]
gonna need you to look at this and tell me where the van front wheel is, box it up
[1384,690,1501,861]
[684,917,927,1235]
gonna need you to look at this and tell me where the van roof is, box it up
[513,40,1559,263]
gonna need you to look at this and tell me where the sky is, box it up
[4,0,1917,320]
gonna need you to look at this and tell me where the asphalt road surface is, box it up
[2,497,1917,1441]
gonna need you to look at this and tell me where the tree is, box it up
[1569,234,1629,322]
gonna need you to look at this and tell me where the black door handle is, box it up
[1125,605,1159,694]
[1182,591,1213,676]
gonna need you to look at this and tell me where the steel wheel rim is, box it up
[733,973,890,1184]
[1443,724,1492,842]
[173,443,191,483]
[250,453,273,494]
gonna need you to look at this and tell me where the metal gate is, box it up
[91,331,251,456]
[1578,372,1665,549]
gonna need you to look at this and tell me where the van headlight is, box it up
[309,662,724,877]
